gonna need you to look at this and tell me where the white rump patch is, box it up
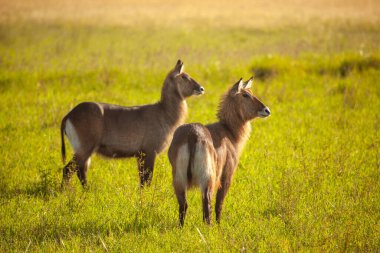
[65,120,81,153]
[174,144,190,190]
[86,158,91,168]
[192,142,214,189]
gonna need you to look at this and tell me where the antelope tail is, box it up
[187,137,197,182]
[61,117,66,165]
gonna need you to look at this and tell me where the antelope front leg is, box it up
[215,178,231,224]
[137,152,156,187]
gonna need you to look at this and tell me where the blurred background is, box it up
[2,0,379,26]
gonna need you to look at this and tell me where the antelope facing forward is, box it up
[168,77,270,226]
[61,60,204,187]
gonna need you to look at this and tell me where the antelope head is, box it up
[171,59,205,98]
[229,77,271,120]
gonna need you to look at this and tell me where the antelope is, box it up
[168,77,270,226]
[60,60,204,188]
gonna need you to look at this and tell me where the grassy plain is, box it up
[1,0,380,252]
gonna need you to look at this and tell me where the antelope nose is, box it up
[259,106,271,117]
[194,86,205,95]
[195,86,205,95]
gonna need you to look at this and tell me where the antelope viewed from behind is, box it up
[168,77,270,226]
[61,60,204,187]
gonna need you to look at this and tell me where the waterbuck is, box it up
[168,77,270,226]
[61,60,204,187]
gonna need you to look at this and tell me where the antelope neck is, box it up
[219,117,252,152]
[159,81,188,123]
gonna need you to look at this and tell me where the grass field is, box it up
[1,0,380,252]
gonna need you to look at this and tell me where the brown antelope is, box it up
[60,60,204,187]
[168,77,270,226]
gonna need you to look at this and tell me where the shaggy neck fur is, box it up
[159,76,188,125]
[217,92,252,153]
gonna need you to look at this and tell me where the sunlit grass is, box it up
[0,10,380,252]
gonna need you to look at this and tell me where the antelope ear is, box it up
[231,78,244,94]
[244,77,253,89]
[174,59,184,75]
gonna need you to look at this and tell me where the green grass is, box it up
[1,19,380,252]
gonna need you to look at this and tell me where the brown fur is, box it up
[61,60,204,187]
[168,77,270,226]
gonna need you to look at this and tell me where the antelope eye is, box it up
[242,93,250,98]
[181,75,187,80]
